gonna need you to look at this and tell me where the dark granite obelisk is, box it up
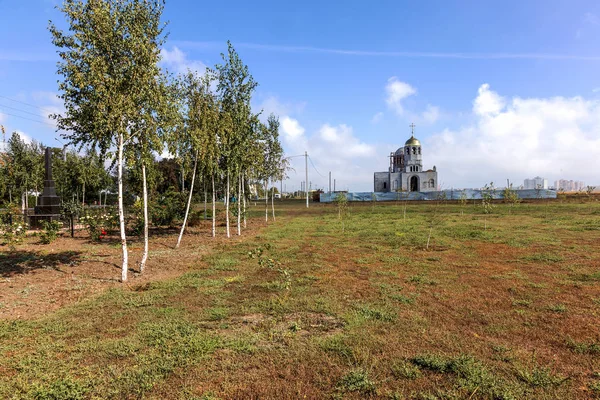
[34,147,61,216]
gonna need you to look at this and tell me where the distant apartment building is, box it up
[524,176,548,190]
[554,179,585,192]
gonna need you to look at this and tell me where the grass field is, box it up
[1,198,600,399]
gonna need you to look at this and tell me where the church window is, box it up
[412,147,416,154]
[429,179,435,188]
[418,148,421,155]
[383,182,387,189]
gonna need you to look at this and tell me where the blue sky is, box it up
[1,0,599,191]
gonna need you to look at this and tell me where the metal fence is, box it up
[319,189,557,203]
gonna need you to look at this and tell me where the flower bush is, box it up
[1,221,27,246]
[80,211,117,242]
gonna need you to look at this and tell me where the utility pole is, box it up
[305,151,309,208]
[329,171,331,194]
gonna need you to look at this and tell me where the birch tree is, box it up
[175,71,220,246]
[130,75,179,270]
[216,41,257,238]
[262,115,287,222]
[50,0,168,282]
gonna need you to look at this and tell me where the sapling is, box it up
[481,182,496,230]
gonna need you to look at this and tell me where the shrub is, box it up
[80,210,117,241]
[1,221,27,246]
[40,220,62,244]
[151,187,185,227]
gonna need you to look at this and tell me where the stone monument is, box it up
[31,147,62,227]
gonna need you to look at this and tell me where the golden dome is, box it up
[405,135,421,146]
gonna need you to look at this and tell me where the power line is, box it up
[0,103,52,119]
[308,155,326,178]
[0,94,57,114]
[308,156,326,178]
[0,110,57,128]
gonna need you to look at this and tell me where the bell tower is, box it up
[404,123,422,173]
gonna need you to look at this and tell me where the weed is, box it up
[547,304,567,313]
[515,365,567,388]
[491,344,514,362]
[411,353,521,399]
[207,306,229,321]
[320,334,353,359]
[566,337,600,355]
[590,380,600,395]
[407,274,437,286]
[391,360,422,379]
[521,253,564,263]
[571,272,600,282]
[30,377,88,400]
[354,304,397,322]
[411,353,452,373]
[512,299,532,307]
[337,368,377,395]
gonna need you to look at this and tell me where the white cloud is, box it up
[371,112,384,124]
[427,84,600,188]
[15,130,32,144]
[384,78,441,124]
[593,87,600,93]
[281,118,378,192]
[280,116,305,141]
[473,83,505,116]
[421,104,440,124]
[385,77,416,115]
[160,46,206,75]
[258,95,306,119]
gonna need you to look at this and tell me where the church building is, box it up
[374,124,438,192]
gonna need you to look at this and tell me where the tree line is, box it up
[4,0,288,282]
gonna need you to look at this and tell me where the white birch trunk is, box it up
[176,154,198,249]
[237,173,241,236]
[242,174,247,229]
[82,181,85,206]
[117,132,129,282]
[204,183,207,221]
[265,180,268,222]
[212,173,216,237]
[226,171,230,238]
[271,186,275,221]
[140,163,149,272]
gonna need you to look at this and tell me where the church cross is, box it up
[409,123,416,136]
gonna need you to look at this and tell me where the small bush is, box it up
[40,220,61,244]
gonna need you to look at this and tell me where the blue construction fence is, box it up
[319,189,557,203]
